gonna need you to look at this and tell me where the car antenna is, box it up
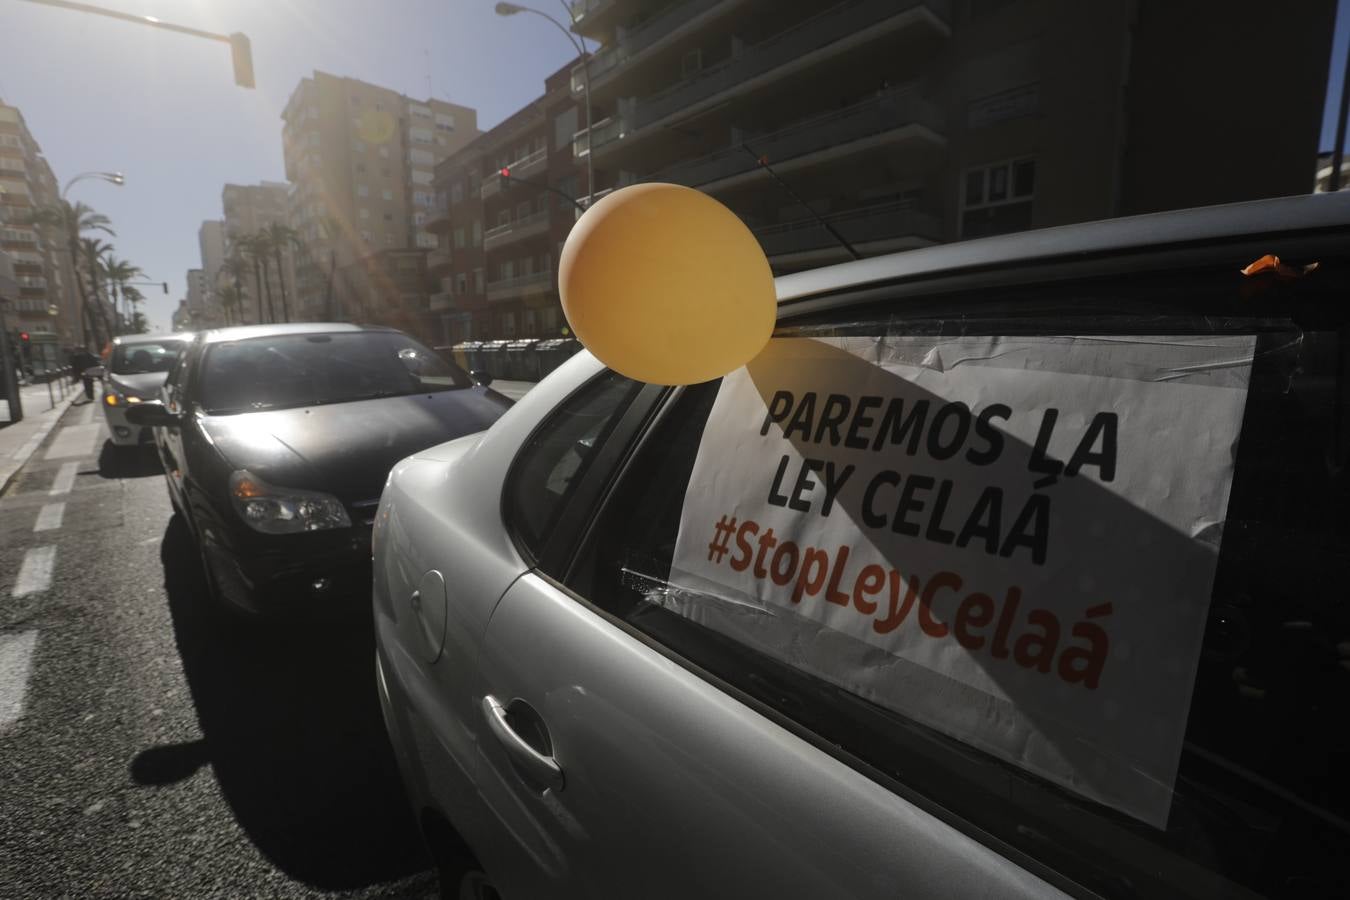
[740,142,862,261]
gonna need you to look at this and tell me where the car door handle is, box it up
[482,694,564,792]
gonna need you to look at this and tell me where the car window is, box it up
[161,339,197,413]
[110,340,185,375]
[503,370,641,568]
[197,331,471,414]
[567,264,1350,899]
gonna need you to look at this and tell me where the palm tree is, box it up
[220,252,251,324]
[238,233,274,323]
[29,200,114,349]
[263,222,301,323]
[100,254,143,333]
[123,286,147,333]
[217,284,243,325]
[79,237,116,341]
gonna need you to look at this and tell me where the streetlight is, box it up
[62,171,125,199]
[495,1,594,210]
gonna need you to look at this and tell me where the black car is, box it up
[128,323,511,617]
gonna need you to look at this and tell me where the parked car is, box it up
[128,323,510,617]
[372,193,1350,899]
[96,333,193,446]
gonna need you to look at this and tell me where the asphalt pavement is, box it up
[0,398,438,898]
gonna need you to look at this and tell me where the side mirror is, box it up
[470,369,494,387]
[125,401,181,428]
[84,365,106,379]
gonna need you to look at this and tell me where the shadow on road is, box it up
[132,514,431,890]
[98,440,162,479]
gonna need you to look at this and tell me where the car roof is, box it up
[774,191,1350,306]
[112,332,195,346]
[198,322,398,344]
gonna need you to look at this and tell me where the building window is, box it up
[474,268,484,293]
[472,221,482,246]
[384,212,394,222]
[557,175,578,211]
[379,146,390,159]
[386,233,395,246]
[359,208,370,219]
[357,184,369,197]
[354,140,366,153]
[382,189,394,201]
[356,162,367,173]
[435,112,455,129]
[451,183,464,203]
[454,227,466,249]
[360,229,372,242]
[961,158,1035,239]
[456,273,468,294]
[516,201,530,220]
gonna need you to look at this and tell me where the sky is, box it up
[1,0,583,332]
[3,0,1349,333]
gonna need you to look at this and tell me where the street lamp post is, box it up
[62,170,125,199]
[495,1,594,210]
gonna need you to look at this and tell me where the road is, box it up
[0,398,438,898]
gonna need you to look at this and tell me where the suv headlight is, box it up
[229,470,351,534]
[103,391,143,407]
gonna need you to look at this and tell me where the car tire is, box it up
[440,866,499,900]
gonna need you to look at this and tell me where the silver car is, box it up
[372,193,1350,899]
[99,333,192,446]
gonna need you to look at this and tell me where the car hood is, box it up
[200,388,510,503]
[109,372,169,397]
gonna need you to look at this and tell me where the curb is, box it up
[0,392,81,497]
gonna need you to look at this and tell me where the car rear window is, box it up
[198,331,472,414]
[568,259,1350,898]
[110,340,185,375]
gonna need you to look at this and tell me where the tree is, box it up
[217,284,243,325]
[29,200,114,349]
[238,233,273,323]
[124,287,148,333]
[220,251,251,324]
[263,222,301,323]
[79,237,116,343]
[100,254,143,334]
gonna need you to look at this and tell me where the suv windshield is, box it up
[110,340,185,375]
[198,330,471,414]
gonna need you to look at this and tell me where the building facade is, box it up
[430,61,589,345]
[280,71,480,326]
[563,0,1334,272]
[0,102,78,346]
[220,181,291,325]
[196,219,227,327]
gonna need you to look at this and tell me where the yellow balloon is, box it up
[559,183,776,385]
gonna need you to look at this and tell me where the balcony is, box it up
[427,248,452,271]
[481,146,548,198]
[430,292,454,311]
[569,0,618,34]
[571,0,730,94]
[573,115,629,160]
[425,200,452,233]
[649,87,944,191]
[754,201,942,263]
[483,210,551,251]
[581,0,949,157]
[486,269,553,303]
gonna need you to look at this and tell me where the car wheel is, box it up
[441,867,499,900]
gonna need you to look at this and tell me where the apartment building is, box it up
[0,102,78,345]
[220,181,290,325]
[280,72,479,323]
[429,61,587,344]
[565,0,1334,272]
[196,219,227,326]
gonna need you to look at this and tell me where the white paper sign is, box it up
[667,335,1256,827]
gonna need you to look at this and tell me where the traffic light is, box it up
[19,332,30,365]
[500,167,511,179]
[229,33,255,89]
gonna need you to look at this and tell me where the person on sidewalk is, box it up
[70,347,98,401]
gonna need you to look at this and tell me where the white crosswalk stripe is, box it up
[12,546,56,598]
[0,630,39,734]
[33,502,65,532]
[49,461,79,496]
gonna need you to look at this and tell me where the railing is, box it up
[427,248,452,270]
[753,201,942,257]
[483,210,552,250]
[572,0,725,90]
[650,88,942,188]
[482,146,548,198]
[429,292,453,311]
[635,0,949,131]
[569,0,614,22]
[573,115,629,158]
[486,269,553,301]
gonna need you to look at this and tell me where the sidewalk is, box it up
[0,381,83,496]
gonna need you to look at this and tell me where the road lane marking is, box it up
[0,630,38,734]
[81,402,98,426]
[44,423,101,461]
[12,546,56,598]
[49,462,79,496]
[33,502,65,532]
